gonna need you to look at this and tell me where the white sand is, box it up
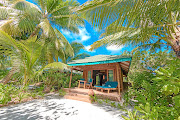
[0,95,127,120]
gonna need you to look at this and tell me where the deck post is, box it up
[116,63,121,95]
[69,69,73,88]
[107,70,109,81]
[119,64,124,92]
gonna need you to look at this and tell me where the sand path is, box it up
[0,95,127,120]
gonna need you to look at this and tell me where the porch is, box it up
[63,87,121,103]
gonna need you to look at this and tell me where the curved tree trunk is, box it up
[2,67,17,84]
[171,39,180,59]
[169,27,180,59]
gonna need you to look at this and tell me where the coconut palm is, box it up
[76,0,180,59]
[65,42,90,63]
[0,30,68,85]
[0,0,84,63]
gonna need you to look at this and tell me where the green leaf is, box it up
[155,70,164,76]
[152,76,166,81]
[173,95,180,107]
[145,102,150,113]
[159,68,171,77]
[161,84,179,96]
[121,115,130,120]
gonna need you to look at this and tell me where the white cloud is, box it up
[61,29,71,36]
[85,45,95,52]
[81,35,91,41]
[106,45,124,51]
[61,27,91,42]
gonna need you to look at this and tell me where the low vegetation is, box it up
[0,71,82,106]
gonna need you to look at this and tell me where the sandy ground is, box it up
[0,95,128,120]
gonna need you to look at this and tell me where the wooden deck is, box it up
[63,87,121,103]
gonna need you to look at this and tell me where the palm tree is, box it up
[0,0,84,63]
[65,42,90,63]
[76,0,180,59]
[0,30,68,85]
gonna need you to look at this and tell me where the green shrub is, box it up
[59,89,66,96]
[37,91,45,97]
[30,93,37,99]
[124,59,180,120]
[0,84,16,105]
[18,92,28,102]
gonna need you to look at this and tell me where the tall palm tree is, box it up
[76,0,180,59]
[0,0,84,63]
[0,30,68,85]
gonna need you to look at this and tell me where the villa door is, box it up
[92,70,107,86]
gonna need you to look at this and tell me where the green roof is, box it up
[68,55,132,66]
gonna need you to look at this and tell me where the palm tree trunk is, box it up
[168,27,180,59]
[171,39,180,59]
[23,61,27,86]
[2,67,16,84]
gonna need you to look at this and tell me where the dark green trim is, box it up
[68,57,132,66]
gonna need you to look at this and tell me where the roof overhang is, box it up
[68,57,132,66]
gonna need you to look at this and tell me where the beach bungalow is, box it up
[67,55,132,96]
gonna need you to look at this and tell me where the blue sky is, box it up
[27,0,132,56]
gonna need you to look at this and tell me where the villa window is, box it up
[108,70,113,81]
[88,71,91,80]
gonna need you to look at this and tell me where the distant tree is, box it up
[65,42,90,63]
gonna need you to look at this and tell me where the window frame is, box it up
[107,69,114,82]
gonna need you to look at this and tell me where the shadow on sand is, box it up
[0,95,78,120]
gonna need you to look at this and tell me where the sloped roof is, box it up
[68,55,132,66]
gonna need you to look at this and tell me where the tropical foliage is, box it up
[0,0,87,84]
[0,0,84,63]
[0,83,45,105]
[0,30,69,84]
[77,0,180,59]
[121,50,180,120]
[0,0,86,106]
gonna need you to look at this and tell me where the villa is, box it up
[64,55,132,102]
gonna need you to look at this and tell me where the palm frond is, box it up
[0,30,19,49]
[90,28,141,50]
[79,0,180,54]
[71,53,90,61]
[55,28,74,57]
[70,42,84,55]
[36,62,68,75]
[39,18,56,38]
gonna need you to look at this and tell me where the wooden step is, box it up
[63,88,89,95]
[64,93,91,103]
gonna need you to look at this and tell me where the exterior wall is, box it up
[83,70,88,82]
[70,61,129,95]
[81,63,117,71]
[81,63,123,83]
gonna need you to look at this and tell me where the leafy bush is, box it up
[30,93,37,99]
[18,92,29,102]
[0,69,9,80]
[0,84,15,105]
[59,89,66,96]
[35,71,82,90]
[37,91,45,97]
[124,59,180,120]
